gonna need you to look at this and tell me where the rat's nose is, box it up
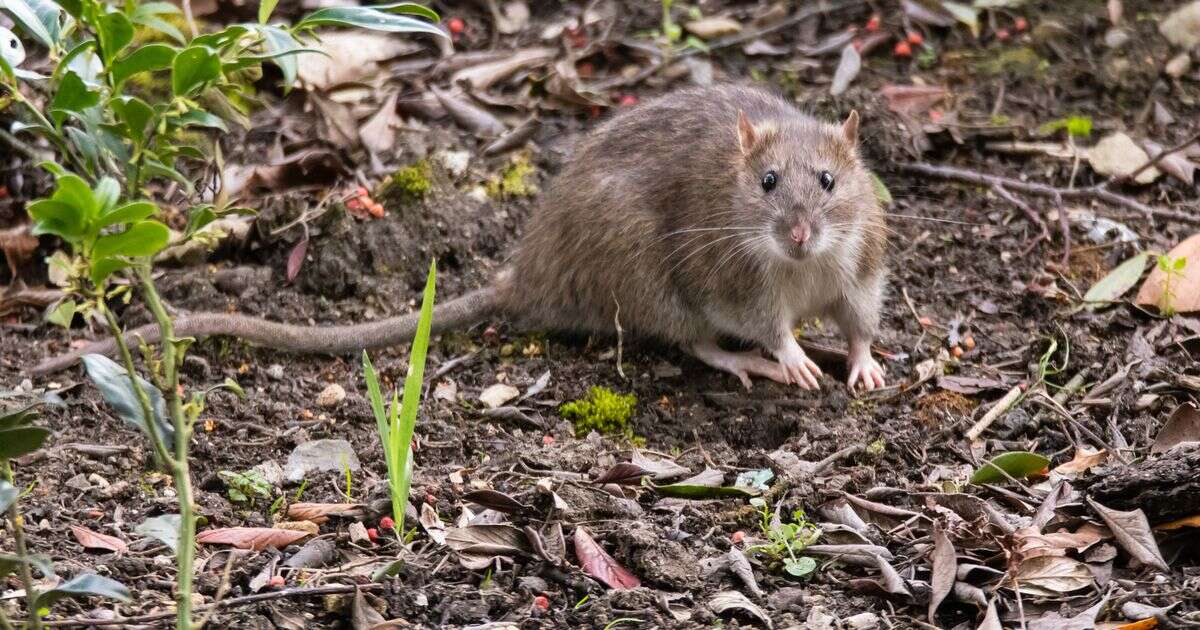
[790,223,811,245]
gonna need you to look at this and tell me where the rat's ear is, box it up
[842,110,860,145]
[737,110,757,154]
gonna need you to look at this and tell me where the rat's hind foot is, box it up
[846,350,886,393]
[774,339,823,390]
[690,341,786,390]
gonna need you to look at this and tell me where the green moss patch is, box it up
[485,154,537,199]
[384,160,433,203]
[560,386,637,439]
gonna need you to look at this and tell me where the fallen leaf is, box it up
[1152,402,1200,454]
[451,47,556,90]
[929,521,957,624]
[1028,596,1106,630]
[1085,251,1152,304]
[1154,514,1200,530]
[592,462,651,485]
[881,84,950,116]
[573,526,640,589]
[631,450,690,480]
[285,238,308,283]
[725,548,764,597]
[708,590,773,628]
[196,527,308,550]
[445,524,531,556]
[286,502,365,524]
[685,16,742,39]
[829,44,861,96]
[462,489,530,513]
[979,598,1003,630]
[285,439,360,482]
[1053,448,1109,476]
[1159,1,1200,48]
[479,383,520,409]
[970,451,1050,484]
[135,514,181,553]
[1014,526,1105,559]
[1010,555,1094,596]
[1087,133,1161,184]
[1135,233,1200,313]
[297,32,420,90]
[873,553,912,597]
[1086,498,1169,571]
[358,91,400,155]
[420,503,446,545]
[903,0,956,27]
[431,86,507,136]
[1139,139,1197,185]
[70,525,129,553]
[351,588,386,630]
[653,466,758,500]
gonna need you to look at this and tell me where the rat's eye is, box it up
[7,39,15,48]
[761,170,778,193]
[818,170,835,192]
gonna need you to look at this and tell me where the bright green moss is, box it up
[386,161,433,203]
[485,154,537,199]
[560,387,637,439]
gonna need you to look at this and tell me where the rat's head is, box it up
[730,108,878,264]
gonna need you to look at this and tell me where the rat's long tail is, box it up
[30,287,499,375]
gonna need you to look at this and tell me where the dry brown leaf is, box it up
[420,503,447,545]
[196,527,309,550]
[286,502,365,525]
[1102,619,1159,630]
[1014,526,1105,559]
[1087,133,1161,184]
[1053,447,1110,476]
[685,16,742,39]
[978,598,1003,630]
[451,47,556,90]
[1151,402,1200,453]
[70,525,129,553]
[1139,139,1197,185]
[1010,555,1094,596]
[1135,233,1200,313]
[297,32,420,90]
[1087,498,1169,571]
[573,526,640,590]
[1154,513,1200,530]
[829,44,861,96]
[359,91,400,155]
[432,87,507,136]
[273,520,320,537]
[929,521,956,624]
[881,84,950,116]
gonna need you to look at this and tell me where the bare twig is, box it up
[990,183,1051,247]
[965,385,1022,441]
[897,162,1200,225]
[0,127,41,161]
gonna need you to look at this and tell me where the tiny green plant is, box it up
[1155,254,1187,316]
[342,456,354,501]
[363,260,437,536]
[1,405,131,630]
[218,468,271,505]
[4,2,446,627]
[745,497,821,578]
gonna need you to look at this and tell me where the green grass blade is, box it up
[362,351,391,470]
[391,259,436,531]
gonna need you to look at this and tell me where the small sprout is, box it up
[560,386,638,439]
[866,438,886,456]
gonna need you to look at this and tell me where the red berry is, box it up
[1014,17,1028,31]
[380,516,395,530]
[731,531,745,544]
[995,28,1011,41]
[542,434,555,446]
[906,30,924,45]
[446,17,465,35]
[893,41,912,57]
[865,14,881,32]
[366,527,379,542]
[533,595,550,611]
[267,575,285,588]
[929,109,943,123]
[618,94,638,107]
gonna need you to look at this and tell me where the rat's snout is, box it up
[789,223,811,246]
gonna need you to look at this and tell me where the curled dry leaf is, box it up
[297,32,421,90]
[196,527,309,550]
[1010,555,1094,596]
[707,590,773,628]
[1013,526,1105,560]
[358,91,401,155]
[445,524,531,556]
[928,521,957,624]
[70,525,129,553]
[881,84,950,116]
[285,238,308,284]
[1087,132,1161,184]
[431,87,507,136]
[592,462,651,485]
[1135,233,1200,314]
[873,553,912,597]
[420,503,447,545]
[1052,447,1109,476]
[631,449,690,481]
[483,116,539,156]
[451,47,556,90]
[286,502,365,524]
[478,383,520,409]
[725,548,764,597]
[462,489,530,513]
[573,526,640,590]
[685,16,742,39]
[1139,139,1197,185]
[1086,497,1169,572]
[1153,402,1200,454]
[829,44,861,97]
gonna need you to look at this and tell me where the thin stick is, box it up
[965,385,1022,441]
[180,0,198,38]
[43,584,387,628]
[896,162,1200,225]
[991,183,1050,245]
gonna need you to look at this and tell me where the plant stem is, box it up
[135,266,195,630]
[0,602,15,630]
[98,301,174,469]
[2,461,42,630]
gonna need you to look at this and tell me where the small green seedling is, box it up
[1155,254,1188,316]
[218,468,271,505]
[363,260,437,535]
[746,497,821,578]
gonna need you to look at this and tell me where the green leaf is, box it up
[191,24,249,50]
[131,12,185,44]
[112,43,176,87]
[55,174,99,218]
[388,259,436,531]
[135,514,181,554]
[258,0,279,24]
[784,556,817,577]
[0,552,54,581]
[50,70,100,127]
[93,220,170,258]
[174,108,228,132]
[24,0,63,45]
[0,49,14,84]
[375,2,441,22]
[89,257,129,285]
[0,404,38,431]
[171,45,221,96]
[46,298,77,328]
[1,0,56,48]
[142,158,193,193]
[651,483,758,499]
[94,177,119,213]
[35,574,132,609]
[0,479,18,513]
[296,6,448,37]
[54,39,96,80]
[110,95,155,145]
[257,25,302,89]
[969,451,1050,484]
[28,199,85,240]
[1084,251,1151,304]
[0,425,51,459]
[81,354,174,448]
[95,11,134,66]
[98,201,156,228]
[64,127,100,176]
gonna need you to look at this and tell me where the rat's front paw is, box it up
[775,343,822,390]
[846,353,886,392]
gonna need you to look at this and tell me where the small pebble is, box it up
[1165,53,1191,78]
[316,383,346,408]
[266,364,285,380]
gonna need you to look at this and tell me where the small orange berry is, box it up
[951,346,964,358]
[446,17,465,35]
[906,31,924,45]
[964,335,976,350]
[1014,17,1028,31]
[731,531,745,544]
[533,595,550,611]
[865,15,881,32]
[996,28,1011,41]
[894,41,912,57]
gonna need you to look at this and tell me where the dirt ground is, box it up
[3,0,1200,628]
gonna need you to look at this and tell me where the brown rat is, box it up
[33,84,889,390]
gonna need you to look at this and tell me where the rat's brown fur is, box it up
[33,85,887,385]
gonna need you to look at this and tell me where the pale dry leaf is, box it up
[431,87,507,136]
[1010,555,1094,596]
[479,383,520,409]
[1139,139,1196,185]
[445,524,530,556]
[70,525,129,553]
[273,520,320,537]
[829,44,861,96]
[1159,1,1200,48]
[1135,232,1200,313]
[286,502,365,525]
[725,548,764,597]
[929,521,957,624]
[1086,497,1169,572]
[707,590,773,629]
[881,84,950,116]
[420,503,447,545]
[196,527,309,550]
[631,450,690,481]
[297,32,420,90]
[1027,596,1107,630]
[873,553,912,597]
[1152,402,1200,453]
[1053,447,1109,476]
[573,526,640,590]
[1086,133,1161,184]
[359,91,400,155]
[685,16,742,39]
[451,47,556,90]
[978,598,1003,630]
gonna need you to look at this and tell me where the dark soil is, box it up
[3,0,1200,628]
